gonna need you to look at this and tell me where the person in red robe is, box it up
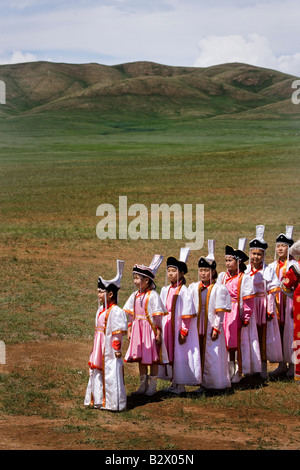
[280,239,300,382]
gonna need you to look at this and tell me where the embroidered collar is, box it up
[98,303,116,318]
[199,280,214,290]
[225,271,239,282]
[136,287,152,298]
[170,280,183,288]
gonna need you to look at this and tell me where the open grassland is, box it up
[0,111,300,450]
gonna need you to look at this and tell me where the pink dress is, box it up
[244,264,282,363]
[88,305,123,370]
[124,289,166,365]
[221,273,253,350]
[88,307,106,370]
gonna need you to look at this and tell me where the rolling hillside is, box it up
[0,60,298,119]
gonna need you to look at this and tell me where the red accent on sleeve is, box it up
[112,340,121,351]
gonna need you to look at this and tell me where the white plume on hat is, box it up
[286,225,294,240]
[238,237,247,252]
[276,225,294,244]
[249,224,268,250]
[149,254,164,275]
[98,259,125,289]
[206,239,215,263]
[179,247,190,264]
[256,225,265,242]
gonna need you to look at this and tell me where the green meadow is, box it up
[0,110,300,450]
[1,112,300,343]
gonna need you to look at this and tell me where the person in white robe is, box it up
[159,248,201,394]
[269,226,296,377]
[189,240,232,392]
[84,260,128,411]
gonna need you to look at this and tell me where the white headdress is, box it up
[132,254,163,288]
[249,225,268,251]
[275,225,295,268]
[98,259,125,309]
[98,259,125,290]
[198,240,217,284]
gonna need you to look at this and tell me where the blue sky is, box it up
[0,0,299,75]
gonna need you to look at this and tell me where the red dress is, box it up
[281,261,300,381]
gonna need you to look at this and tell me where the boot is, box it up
[286,363,294,378]
[163,382,177,393]
[270,362,287,377]
[229,361,236,380]
[231,369,243,383]
[132,374,148,395]
[145,375,158,396]
[169,383,186,395]
[260,361,268,380]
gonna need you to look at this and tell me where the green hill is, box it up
[0,60,298,119]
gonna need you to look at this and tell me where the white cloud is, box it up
[0,51,38,64]
[194,34,275,68]
[0,1,299,75]
[278,53,300,76]
[194,34,300,76]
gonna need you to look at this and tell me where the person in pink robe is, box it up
[123,255,168,396]
[245,226,282,379]
[218,241,259,383]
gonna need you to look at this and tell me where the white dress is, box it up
[269,258,297,363]
[244,263,282,363]
[189,281,231,390]
[84,304,128,411]
[159,284,201,386]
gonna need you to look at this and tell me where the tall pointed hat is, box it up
[167,247,190,274]
[132,254,164,282]
[249,225,268,250]
[98,259,125,291]
[198,239,217,269]
[276,225,294,247]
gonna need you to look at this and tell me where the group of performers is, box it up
[84,225,300,412]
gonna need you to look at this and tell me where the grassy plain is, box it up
[0,110,300,450]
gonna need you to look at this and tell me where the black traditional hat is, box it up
[98,259,125,294]
[132,254,163,286]
[225,238,249,272]
[276,225,294,247]
[167,247,190,274]
[198,239,217,270]
[249,225,268,251]
[225,238,249,263]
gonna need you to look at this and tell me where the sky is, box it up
[0,0,300,76]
